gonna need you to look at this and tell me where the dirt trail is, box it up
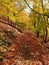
[0,21,49,65]
[0,21,48,55]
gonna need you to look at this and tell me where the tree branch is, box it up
[24,0,49,18]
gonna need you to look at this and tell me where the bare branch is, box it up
[24,0,49,18]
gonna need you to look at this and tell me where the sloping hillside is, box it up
[0,21,49,65]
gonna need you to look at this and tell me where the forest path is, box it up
[0,20,48,53]
[0,20,49,65]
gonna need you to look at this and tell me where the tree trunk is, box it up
[34,20,36,28]
[37,31,39,37]
[44,28,48,43]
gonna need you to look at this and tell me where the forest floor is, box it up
[0,21,49,65]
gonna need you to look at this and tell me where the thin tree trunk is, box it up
[44,28,48,43]
[37,31,39,37]
[34,20,36,28]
